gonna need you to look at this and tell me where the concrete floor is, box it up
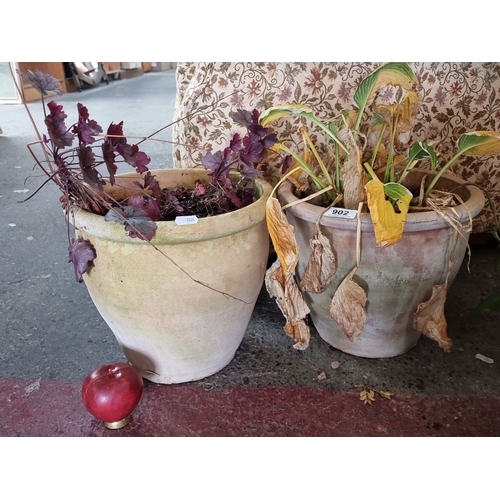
[1,69,499,437]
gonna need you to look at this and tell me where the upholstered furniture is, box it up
[173,62,500,233]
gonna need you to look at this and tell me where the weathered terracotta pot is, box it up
[277,169,485,358]
[73,169,272,383]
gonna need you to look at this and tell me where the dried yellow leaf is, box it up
[413,282,453,352]
[265,259,310,350]
[398,91,420,133]
[374,103,400,124]
[329,268,367,342]
[365,177,412,247]
[300,224,337,294]
[360,389,376,405]
[265,196,299,280]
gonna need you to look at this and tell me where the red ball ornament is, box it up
[82,362,144,429]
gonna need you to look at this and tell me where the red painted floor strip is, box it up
[1,379,499,436]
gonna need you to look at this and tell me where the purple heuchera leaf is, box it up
[18,69,64,96]
[229,133,242,152]
[132,150,151,173]
[240,187,255,206]
[127,195,160,221]
[232,109,254,128]
[240,163,261,178]
[106,122,126,146]
[240,134,264,165]
[261,132,278,148]
[142,171,162,208]
[234,108,273,139]
[102,141,118,184]
[223,188,243,208]
[164,190,184,213]
[45,101,74,149]
[200,150,225,171]
[282,154,293,174]
[78,145,104,190]
[132,172,163,211]
[104,206,157,241]
[201,148,234,180]
[104,122,151,174]
[72,103,103,145]
[68,237,96,283]
[118,143,151,174]
[201,108,276,181]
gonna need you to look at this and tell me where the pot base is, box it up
[132,353,237,385]
[317,330,421,358]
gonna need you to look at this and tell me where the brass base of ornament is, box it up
[104,415,132,429]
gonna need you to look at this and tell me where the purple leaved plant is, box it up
[201,108,277,207]
[19,69,159,282]
[19,68,276,282]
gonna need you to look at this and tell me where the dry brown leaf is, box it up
[378,390,393,400]
[265,259,311,350]
[360,389,376,405]
[413,283,453,352]
[338,128,367,210]
[284,318,310,350]
[299,224,337,293]
[329,267,367,342]
[288,169,311,195]
[397,91,421,133]
[377,143,387,170]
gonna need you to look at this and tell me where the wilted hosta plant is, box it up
[259,62,500,352]
[17,69,276,282]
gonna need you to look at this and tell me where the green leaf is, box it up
[353,63,418,129]
[371,112,388,128]
[259,104,314,127]
[457,131,500,156]
[259,103,348,154]
[407,141,439,170]
[383,182,413,202]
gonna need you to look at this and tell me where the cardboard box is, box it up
[120,67,144,79]
[151,62,173,71]
[103,62,121,74]
[142,62,152,72]
[120,62,142,70]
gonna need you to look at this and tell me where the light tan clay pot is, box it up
[277,169,485,358]
[73,169,272,383]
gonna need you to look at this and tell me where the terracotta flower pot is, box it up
[277,169,485,358]
[73,168,272,383]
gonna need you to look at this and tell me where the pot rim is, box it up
[277,169,486,233]
[72,168,273,244]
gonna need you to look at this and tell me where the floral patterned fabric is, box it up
[172,62,500,233]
